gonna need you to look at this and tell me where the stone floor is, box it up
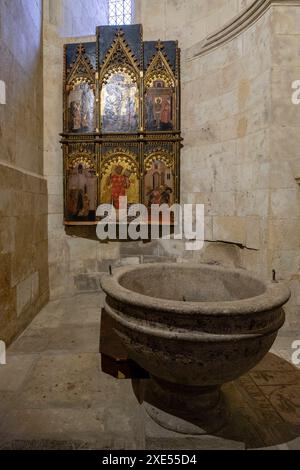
[0,292,300,450]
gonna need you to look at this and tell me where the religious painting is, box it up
[66,157,97,221]
[145,80,173,131]
[68,81,95,133]
[62,27,182,227]
[100,153,139,209]
[101,72,139,133]
[144,157,175,208]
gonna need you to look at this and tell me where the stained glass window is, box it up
[109,0,132,25]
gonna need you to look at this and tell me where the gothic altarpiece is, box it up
[61,25,182,225]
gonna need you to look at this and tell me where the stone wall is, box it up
[44,1,195,300]
[43,0,273,300]
[135,0,253,48]
[61,0,108,37]
[0,0,49,344]
[180,1,300,327]
[43,2,117,299]
[269,4,300,325]
[44,0,109,37]
[181,4,273,275]
[44,0,300,330]
[2,0,298,342]
[136,0,300,326]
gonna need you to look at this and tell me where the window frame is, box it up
[108,0,133,26]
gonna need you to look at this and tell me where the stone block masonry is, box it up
[0,0,49,344]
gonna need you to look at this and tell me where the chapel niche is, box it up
[61,24,182,225]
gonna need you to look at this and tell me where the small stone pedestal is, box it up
[143,375,230,435]
[143,407,245,450]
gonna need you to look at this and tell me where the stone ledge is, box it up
[0,160,47,182]
[187,0,300,59]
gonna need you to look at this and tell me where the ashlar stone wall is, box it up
[43,1,117,299]
[0,0,49,344]
[136,0,254,48]
[269,4,300,325]
[45,0,251,300]
[181,5,273,273]
[44,0,109,37]
[180,2,300,327]
[44,0,300,330]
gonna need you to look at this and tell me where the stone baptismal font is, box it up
[101,263,291,435]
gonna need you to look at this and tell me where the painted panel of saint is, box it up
[67,161,97,221]
[145,80,173,131]
[144,159,174,208]
[68,82,95,133]
[101,72,139,133]
[101,158,139,209]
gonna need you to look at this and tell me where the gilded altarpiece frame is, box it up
[61,25,182,225]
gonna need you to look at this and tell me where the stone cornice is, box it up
[188,0,300,59]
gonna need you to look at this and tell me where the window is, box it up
[109,0,133,25]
